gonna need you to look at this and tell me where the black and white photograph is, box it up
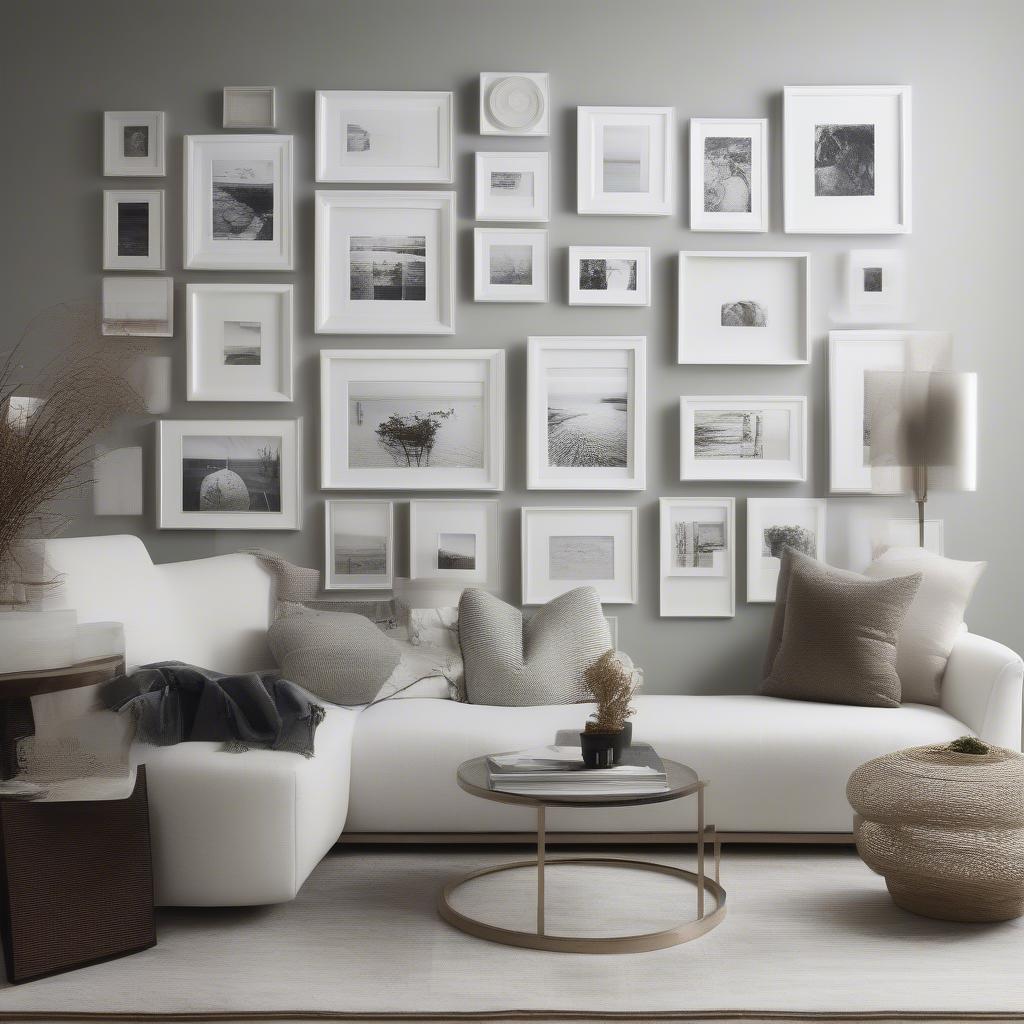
[409,499,498,584]
[212,159,274,241]
[546,369,629,469]
[474,228,547,302]
[672,516,727,575]
[350,235,426,301]
[549,535,615,580]
[489,244,533,286]
[325,499,393,590]
[104,190,164,270]
[568,247,650,307]
[863,266,883,292]
[580,258,636,292]
[690,118,767,232]
[747,498,826,602]
[660,498,735,616]
[703,136,751,213]
[123,124,149,158]
[490,170,533,197]
[223,321,262,365]
[346,123,370,152]
[843,251,909,323]
[721,300,767,327]
[475,152,550,221]
[694,409,791,461]
[180,434,281,513]
[104,111,165,176]
[602,124,650,192]
[102,277,173,337]
[762,522,817,559]
[437,532,476,571]
[117,201,149,257]
[814,123,875,196]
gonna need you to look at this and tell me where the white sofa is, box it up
[42,535,1024,907]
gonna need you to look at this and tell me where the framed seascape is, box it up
[324,499,394,590]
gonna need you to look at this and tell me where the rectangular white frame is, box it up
[568,246,651,307]
[746,497,827,603]
[842,249,909,323]
[320,349,504,491]
[185,283,293,402]
[678,251,809,365]
[521,506,638,605]
[409,499,499,589]
[104,111,166,176]
[659,497,735,618]
[157,418,302,530]
[480,73,550,136]
[315,190,455,334]
[324,499,394,590]
[103,190,164,270]
[474,228,547,303]
[474,152,550,222]
[680,395,808,482]
[315,91,453,183]
[689,118,768,232]
[223,87,277,129]
[527,336,646,491]
[101,277,173,337]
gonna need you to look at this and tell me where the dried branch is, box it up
[583,650,643,734]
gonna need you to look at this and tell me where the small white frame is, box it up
[689,118,768,232]
[746,497,827,603]
[843,249,909,323]
[568,246,651,307]
[324,499,394,591]
[103,190,164,271]
[659,497,736,618]
[102,277,173,337]
[104,111,166,176]
[475,151,550,222]
[223,87,277,130]
[474,228,547,303]
[480,73,550,135]
[409,499,499,589]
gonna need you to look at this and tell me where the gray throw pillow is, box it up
[458,587,612,706]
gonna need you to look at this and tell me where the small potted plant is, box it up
[580,650,642,768]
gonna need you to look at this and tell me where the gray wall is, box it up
[2,0,1022,693]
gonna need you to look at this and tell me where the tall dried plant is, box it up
[583,650,643,734]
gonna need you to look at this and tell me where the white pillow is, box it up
[374,635,462,702]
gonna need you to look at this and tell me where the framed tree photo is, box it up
[409,499,499,589]
[689,118,767,232]
[568,246,650,307]
[103,190,164,270]
[104,111,165,176]
[474,228,547,302]
[659,497,735,618]
[746,498,827,602]
[324,499,394,590]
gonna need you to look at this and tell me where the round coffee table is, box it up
[438,755,726,953]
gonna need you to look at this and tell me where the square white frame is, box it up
[324,499,394,590]
[783,85,911,234]
[474,152,550,222]
[474,229,547,303]
[746,498,827,603]
[185,283,293,402]
[843,249,909,323]
[409,499,499,589]
[680,395,808,482]
[184,134,293,270]
[659,497,736,618]
[157,418,302,530]
[527,336,646,491]
[223,87,277,129]
[568,246,651,307]
[521,506,638,605]
[678,251,809,365]
[103,190,164,270]
[315,91,453,183]
[689,118,768,232]
[314,190,455,334]
[102,277,173,337]
[320,349,504,491]
[104,111,166,176]
[577,106,675,216]
[480,73,550,135]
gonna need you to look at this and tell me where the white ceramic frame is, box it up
[324,499,394,591]
[104,111,166,176]
[659,497,736,618]
[479,73,550,135]
[409,499,499,589]
[474,228,548,303]
[689,118,768,232]
[222,87,277,129]
[474,151,550,222]
[103,190,164,270]
[843,249,909,323]
[568,246,651,307]
[101,277,173,337]
[746,497,827,603]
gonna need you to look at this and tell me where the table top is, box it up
[0,656,125,699]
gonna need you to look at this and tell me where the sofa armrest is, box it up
[940,632,1023,750]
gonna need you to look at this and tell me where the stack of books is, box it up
[487,744,668,797]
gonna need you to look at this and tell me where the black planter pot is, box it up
[580,731,617,768]
[612,721,633,762]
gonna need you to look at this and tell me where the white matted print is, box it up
[410,499,499,589]
[316,91,453,183]
[843,249,908,323]
[324,500,394,590]
[678,252,808,364]
[689,118,767,232]
[521,507,638,605]
[680,396,807,482]
[475,152,550,222]
[315,190,455,334]
[223,87,276,129]
[480,73,550,135]
[474,229,547,302]
[157,419,301,530]
[578,106,675,216]
[784,86,911,234]
[102,277,173,337]
[103,190,164,270]
[568,246,650,307]
[746,498,827,603]
[659,497,735,618]
[104,111,165,176]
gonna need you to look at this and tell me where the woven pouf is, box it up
[847,741,1024,922]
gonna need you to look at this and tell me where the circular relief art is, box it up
[487,76,544,132]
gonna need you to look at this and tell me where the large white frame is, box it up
[689,118,768,232]
[480,73,550,136]
[103,190,164,271]
[104,111,166,176]
[409,499,499,590]
[324,499,394,591]
[474,151,550,222]
[746,497,827,603]
[474,228,548,303]
[659,497,735,618]
[568,246,651,307]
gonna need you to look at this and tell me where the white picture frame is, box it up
[409,499,499,589]
[689,118,768,232]
[102,277,173,337]
[157,419,302,530]
[746,498,827,603]
[315,190,455,334]
[527,336,646,491]
[223,87,276,130]
[577,106,675,216]
[184,134,293,270]
[474,229,547,303]
[783,85,911,234]
[320,349,504,491]
[480,73,550,135]
[104,111,166,176]
[315,91,453,183]
[324,499,394,591]
[659,497,735,618]
[677,251,809,365]
[103,190,164,270]
[521,506,638,605]
[185,283,293,402]
[568,246,650,307]
[680,395,808,482]
[843,249,909,323]
[474,151,550,222]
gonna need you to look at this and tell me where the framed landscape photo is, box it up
[320,349,504,490]
[577,106,675,215]
[324,499,394,590]
[223,87,276,129]
[103,190,164,270]
[783,85,911,234]
[659,497,735,618]
[315,190,455,334]
[185,283,293,402]
[184,134,293,270]
[521,506,638,605]
[316,91,453,183]
[678,251,809,364]
[746,498,827,602]
[568,246,650,307]
[474,151,550,222]
[844,249,908,323]
[689,118,768,232]
[409,499,499,589]
[157,419,301,530]
[527,336,646,491]
[474,228,547,302]
[102,277,173,337]
[104,111,165,176]
[480,73,550,135]
[680,395,807,482]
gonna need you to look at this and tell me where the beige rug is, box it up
[2,846,1022,1023]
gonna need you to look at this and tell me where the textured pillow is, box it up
[760,549,922,708]
[864,547,985,705]
[458,587,612,706]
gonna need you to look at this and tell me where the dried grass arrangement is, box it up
[583,650,643,734]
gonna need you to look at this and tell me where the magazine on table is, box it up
[487,743,668,796]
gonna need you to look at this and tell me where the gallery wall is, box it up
[1,0,1022,693]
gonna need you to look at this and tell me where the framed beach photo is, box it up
[184,134,293,270]
[409,499,499,589]
[475,151,550,222]
[315,190,455,334]
[746,498,827,602]
[324,499,394,590]
[680,395,807,482]
[568,246,650,307]
[103,190,164,270]
[315,91,453,183]
[157,419,302,530]
[102,277,173,337]
[104,111,165,176]
[320,349,504,490]
[843,249,909,323]
[689,118,767,232]
[480,73,550,135]
[474,228,547,302]
[521,506,638,605]
[659,497,735,618]
[577,106,675,215]
[784,86,911,234]
[527,336,646,491]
